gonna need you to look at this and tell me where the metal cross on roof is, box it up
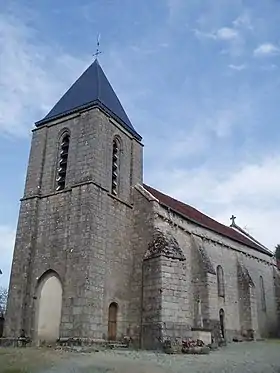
[230,215,236,226]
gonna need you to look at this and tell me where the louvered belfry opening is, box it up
[56,133,70,191]
[111,139,120,195]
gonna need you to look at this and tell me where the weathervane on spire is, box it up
[93,33,102,59]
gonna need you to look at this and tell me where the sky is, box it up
[1,0,280,287]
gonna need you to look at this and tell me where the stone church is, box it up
[5,59,280,348]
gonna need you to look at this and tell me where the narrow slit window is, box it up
[217,265,225,298]
[260,276,266,311]
[111,138,120,196]
[56,133,70,191]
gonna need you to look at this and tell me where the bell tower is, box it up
[5,59,143,342]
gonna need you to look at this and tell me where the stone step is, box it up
[106,341,128,349]
[57,338,129,350]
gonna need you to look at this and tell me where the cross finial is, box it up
[230,215,236,226]
[93,33,102,59]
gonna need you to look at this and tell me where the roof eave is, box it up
[230,223,270,252]
[157,201,273,257]
[35,101,142,141]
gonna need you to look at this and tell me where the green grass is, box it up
[265,338,280,343]
[1,365,31,373]
[0,347,66,373]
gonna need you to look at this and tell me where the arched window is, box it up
[56,133,70,191]
[217,265,225,298]
[111,137,121,196]
[260,276,266,311]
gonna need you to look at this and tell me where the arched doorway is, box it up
[108,302,118,341]
[219,308,225,339]
[35,271,62,343]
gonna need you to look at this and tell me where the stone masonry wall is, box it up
[142,257,162,350]
[5,198,39,337]
[142,255,192,350]
[130,188,193,348]
[152,217,193,339]
[273,268,280,336]
[129,186,156,346]
[5,127,48,336]
[5,107,143,341]
[37,109,142,205]
[243,256,277,337]
[153,204,278,340]
[160,257,192,339]
[190,236,212,328]
[203,241,242,340]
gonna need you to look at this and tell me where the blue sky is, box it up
[1,0,280,287]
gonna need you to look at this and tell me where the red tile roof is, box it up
[143,184,273,257]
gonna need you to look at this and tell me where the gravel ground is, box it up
[42,341,280,373]
[1,341,280,373]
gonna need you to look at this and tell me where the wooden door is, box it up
[108,302,118,341]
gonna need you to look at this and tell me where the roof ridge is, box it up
[95,58,101,101]
[144,183,213,219]
[143,184,272,256]
[230,222,269,251]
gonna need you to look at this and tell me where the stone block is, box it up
[191,330,212,345]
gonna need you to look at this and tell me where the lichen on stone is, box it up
[144,228,186,261]
[191,235,216,275]
[237,260,254,286]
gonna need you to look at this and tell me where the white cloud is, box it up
[228,64,246,71]
[193,28,216,40]
[147,154,280,251]
[0,225,15,288]
[194,27,239,41]
[212,156,280,204]
[0,13,89,138]
[216,27,239,41]
[193,25,244,56]
[233,14,253,31]
[254,43,280,57]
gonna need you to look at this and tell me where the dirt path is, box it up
[1,341,280,373]
[41,341,280,373]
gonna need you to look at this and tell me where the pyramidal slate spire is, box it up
[35,59,141,140]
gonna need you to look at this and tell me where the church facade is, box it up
[5,60,280,348]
